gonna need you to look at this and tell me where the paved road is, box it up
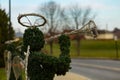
[70,59,120,80]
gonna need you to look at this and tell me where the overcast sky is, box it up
[1,0,120,32]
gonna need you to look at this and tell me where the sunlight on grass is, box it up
[43,40,120,59]
[0,68,6,80]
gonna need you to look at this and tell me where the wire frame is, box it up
[4,50,12,80]
[18,13,47,28]
[12,56,23,80]
[45,20,98,42]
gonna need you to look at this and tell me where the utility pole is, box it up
[0,0,1,8]
[9,0,11,40]
[9,0,11,22]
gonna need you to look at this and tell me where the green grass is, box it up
[79,40,120,59]
[0,68,25,80]
[43,40,120,59]
[0,68,6,80]
[43,43,61,57]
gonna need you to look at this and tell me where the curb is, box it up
[54,72,90,80]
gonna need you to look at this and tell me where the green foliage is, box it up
[23,28,45,52]
[27,33,71,80]
[0,44,6,67]
[59,34,70,56]
[6,42,21,59]
[0,9,14,43]
[57,35,71,75]
[0,8,15,67]
[8,26,15,40]
[0,9,9,43]
[28,52,57,80]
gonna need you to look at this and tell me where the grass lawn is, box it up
[0,68,6,80]
[43,39,120,59]
[0,68,25,80]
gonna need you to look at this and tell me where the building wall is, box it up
[85,33,114,40]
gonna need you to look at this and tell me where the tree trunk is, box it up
[76,34,81,56]
[49,40,53,55]
[77,39,80,56]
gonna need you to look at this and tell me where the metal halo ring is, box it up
[18,13,46,27]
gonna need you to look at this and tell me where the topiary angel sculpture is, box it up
[18,13,71,80]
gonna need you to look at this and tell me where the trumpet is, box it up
[17,13,98,41]
[45,20,98,42]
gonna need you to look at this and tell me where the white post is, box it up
[24,45,30,80]
[4,50,11,80]
[7,51,11,80]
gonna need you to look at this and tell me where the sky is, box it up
[0,0,120,33]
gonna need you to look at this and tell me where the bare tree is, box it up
[69,5,95,56]
[38,1,66,54]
